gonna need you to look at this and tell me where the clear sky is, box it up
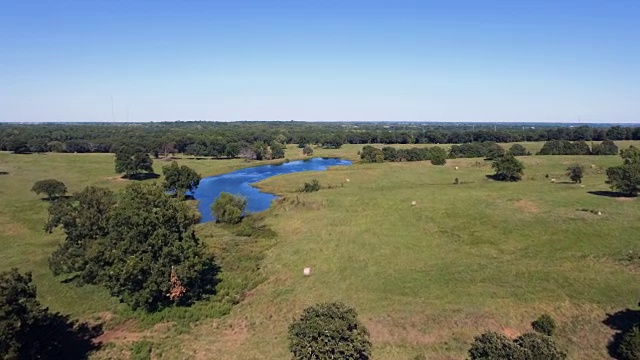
[1,0,639,123]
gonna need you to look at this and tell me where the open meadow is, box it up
[2,141,640,359]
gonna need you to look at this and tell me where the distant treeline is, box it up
[361,140,622,163]
[0,122,639,156]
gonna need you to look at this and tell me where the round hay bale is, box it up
[551,178,556,183]
[455,166,459,170]
[303,267,312,276]
[597,211,602,216]
[346,179,350,182]
[411,201,417,206]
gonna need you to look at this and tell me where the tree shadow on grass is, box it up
[0,171,8,175]
[39,195,73,202]
[122,173,160,181]
[602,308,640,359]
[25,312,103,360]
[484,174,519,182]
[588,191,636,198]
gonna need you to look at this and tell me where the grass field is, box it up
[2,141,640,359]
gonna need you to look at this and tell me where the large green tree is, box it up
[114,146,154,178]
[606,146,640,196]
[46,186,116,277]
[31,179,67,200]
[491,154,525,181]
[46,184,218,311]
[162,161,201,198]
[288,302,371,360]
[360,145,384,163]
[86,184,217,311]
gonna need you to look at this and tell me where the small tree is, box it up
[508,144,529,156]
[114,146,154,178]
[211,192,247,224]
[606,146,640,196]
[491,154,524,181]
[515,332,566,359]
[468,331,523,359]
[288,302,371,360]
[302,146,314,156]
[31,179,67,200]
[429,147,447,165]
[566,164,584,184]
[271,143,286,159]
[531,314,556,336]
[162,161,201,198]
[360,145,384,163]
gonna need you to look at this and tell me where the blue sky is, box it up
[1,0,639,123]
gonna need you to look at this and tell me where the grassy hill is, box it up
[1,142,640,359]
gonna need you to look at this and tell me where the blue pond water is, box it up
[193,158,351,222]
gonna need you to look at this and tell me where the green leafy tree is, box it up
[0,269,100,359]
[566,164,584,183]
[469,331,524,360]
[162,161,201,198]
[211,192,247,224]
[491,154,525,181]
[382,147,398,161]
[86,184,217,311]
[288,302,371,360]
[302,145,314,156]
[271,142,285,159]
[114,146,154,178]
[606,146,640,196]
[360,145,384,163]
[508,144,529,156]
[46,186,116,277]
[31,179,67,200]
[429,146,447,165]
[592,139,619,155]
[485,142,506,160]
[515,332,566,359]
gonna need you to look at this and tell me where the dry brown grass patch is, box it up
[514,200,540,213]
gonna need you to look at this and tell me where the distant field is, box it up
[1,141,640,359]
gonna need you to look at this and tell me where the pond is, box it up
[193,157,352,222]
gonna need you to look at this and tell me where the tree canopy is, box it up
[566,164,585,183]
[0,269,100,359]
[31,179,67,200]
[606,146,640,196]
[114,146,154,178]
[162,161,201,198]
[288,302,371,360]
[491,154,525,181]
[45,183,218,311]
[211,192,247,224]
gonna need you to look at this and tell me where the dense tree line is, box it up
[2,122,639,156]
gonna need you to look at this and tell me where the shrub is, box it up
[131,340,153,360]
[468,331,523,359]
[566,164,584,184]
[302,146,313,156]
[619,326,640,360]
[429,147,447,165]
[212,192,247,224]
[508,144,529,156]
[515,332,566,359]
[288,302,371,360]
[531,314,557,336]
[454,177,459,185]
[302,179,321,193]
[606,146,640,196]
